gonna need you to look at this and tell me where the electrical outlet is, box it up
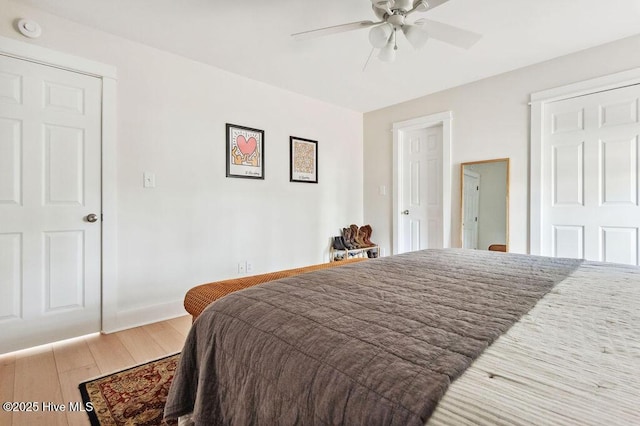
[380,247,386,257]
[237,262,246,274]
[246,261,253,273]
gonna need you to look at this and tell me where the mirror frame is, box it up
[460,158,510,251]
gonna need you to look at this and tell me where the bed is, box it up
[164,249,640,425]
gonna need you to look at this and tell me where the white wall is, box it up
[1,0,363,330]
[364,34,640,255]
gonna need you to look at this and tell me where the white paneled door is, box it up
[542,84,640,265]
[0,55,102,353]
[462,169,480,250]
[399,126,443,253]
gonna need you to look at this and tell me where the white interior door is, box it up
[462,169,480,249]
[398,126,443,253]
[542,84,640,265]
[0,54,102,353]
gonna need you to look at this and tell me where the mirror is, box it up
[461,158,509,251]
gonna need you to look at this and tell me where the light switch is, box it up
[379,185,387,196]
[143,172,156,188]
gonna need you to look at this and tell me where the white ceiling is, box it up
[15,0,640,112]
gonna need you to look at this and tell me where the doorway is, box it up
[462,168,480,249]
[0,36,117,352]
[392,111,452,254]
[531,70,640,265]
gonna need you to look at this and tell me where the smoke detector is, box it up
[17,19,42,39]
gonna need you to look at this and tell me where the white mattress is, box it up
[429,261,640,425]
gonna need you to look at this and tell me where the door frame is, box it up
[0,35,118,333]
[392,111,452,254]
[530,67,640,255]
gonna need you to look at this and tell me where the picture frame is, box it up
[290,136,318,184]
[226,123,265,179]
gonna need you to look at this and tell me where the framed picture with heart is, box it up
[226,123,265,179]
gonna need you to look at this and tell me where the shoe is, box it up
[341,228,355,249]
[355,226,369,248]
[339,236,352,250]
[332,236,347,250]
[360,225,370,246]
[362,225,376,247]
[349,224,361,248]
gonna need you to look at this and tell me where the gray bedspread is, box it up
[164,249,582,425]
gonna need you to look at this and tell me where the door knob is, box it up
[86,213,98,223]
[401,210,410,215]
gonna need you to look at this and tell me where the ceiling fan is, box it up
[292,0,481,64]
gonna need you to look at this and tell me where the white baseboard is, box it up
[103,299,187,334]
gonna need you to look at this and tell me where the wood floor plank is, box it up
[116,326,165,364]
[13,348,67,426]
[143,321,187,354]
[5,317,186,425]
[53,339,95,374]
[0,353,16,426]
[166,315,192,337]
[85,333,135,375]
[58,364,100,426]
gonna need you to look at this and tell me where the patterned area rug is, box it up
[79,353,180,426]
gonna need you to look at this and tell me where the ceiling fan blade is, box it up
[406,0,451,16]
[414,18,482,49]
[422,0,451,11]
[291,21,380,41]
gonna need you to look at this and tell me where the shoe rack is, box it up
[330,245,379,262]
[330,224,379,262]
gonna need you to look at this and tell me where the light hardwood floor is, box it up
[0,315,192,426]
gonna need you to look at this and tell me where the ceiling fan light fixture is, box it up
[291,0,482,65]
[369,23,393,48]
[402,24,429,49]
[378,37,397,62]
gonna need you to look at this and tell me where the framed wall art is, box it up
[226,123,265,179]
[290,136,318,184]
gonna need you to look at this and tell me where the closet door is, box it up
[0,54,102,353]
[541,84,640,265]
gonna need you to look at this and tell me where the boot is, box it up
[341,228,354,249]
[362,225,376,247]
[355,227,369,248]
[339,235,352,250]
[360,225,370,246]
[349,224,361,248]
[332,236,347,250]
